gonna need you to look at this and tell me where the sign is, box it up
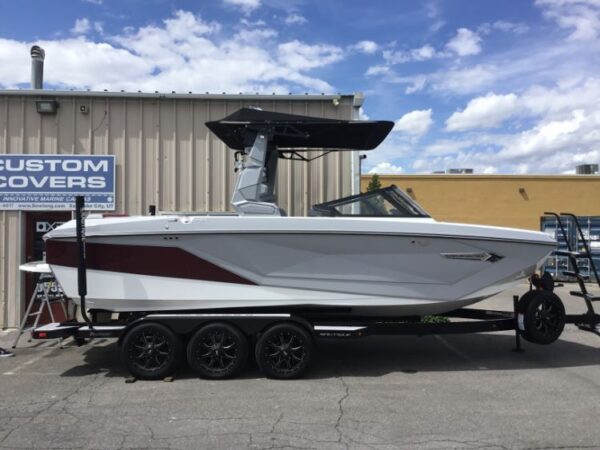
[0,155,115,210]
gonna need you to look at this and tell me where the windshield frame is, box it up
[310,185,430,218]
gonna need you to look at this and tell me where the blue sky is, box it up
[1,0,599,174]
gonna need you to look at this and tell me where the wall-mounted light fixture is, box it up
[35,99,59,114]
[518,187,529,200]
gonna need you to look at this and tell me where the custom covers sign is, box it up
[0,155,116,210]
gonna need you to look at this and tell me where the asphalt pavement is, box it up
[0,282,599,450]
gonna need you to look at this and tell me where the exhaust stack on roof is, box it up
[30,45,45,89]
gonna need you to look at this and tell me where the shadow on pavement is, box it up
[59,331,600,380]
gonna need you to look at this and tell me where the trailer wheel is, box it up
[255,323,313,379]
[121,322,182,380]
[520,291,566,345]
[517,290,538,312]
[187,323,248,379]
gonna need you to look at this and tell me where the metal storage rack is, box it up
[541,215,600,282]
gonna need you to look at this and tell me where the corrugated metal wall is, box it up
[0,92,357,328]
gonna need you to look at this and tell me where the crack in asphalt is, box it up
[269,412,283,435]
[525,447,600,450]
[334,376,350,450]
[0,369,109,448]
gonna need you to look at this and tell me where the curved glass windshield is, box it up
[310,185,430,217]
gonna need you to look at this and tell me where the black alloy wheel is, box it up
[255,323,313,379]
[187,323,248,379]
[520,291,566,345]
[121,322,182,380]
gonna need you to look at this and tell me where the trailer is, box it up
[30,203,600,380]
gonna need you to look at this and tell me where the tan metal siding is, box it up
[0,93,355,328]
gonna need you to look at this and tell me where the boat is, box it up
[43,108,556,317]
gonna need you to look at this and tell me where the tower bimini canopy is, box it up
[205,108,394,216]
[205,108,394,151]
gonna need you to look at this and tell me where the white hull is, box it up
[51,266,521,316]
[45,215,555,317]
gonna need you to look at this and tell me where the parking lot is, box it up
[1,282,599,450]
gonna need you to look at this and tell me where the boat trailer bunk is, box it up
[31,204,600,380]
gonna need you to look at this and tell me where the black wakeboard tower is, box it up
[206,107,394,216]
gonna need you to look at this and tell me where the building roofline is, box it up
[0,89,356,102]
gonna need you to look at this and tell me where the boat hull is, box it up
[45,216,555,317]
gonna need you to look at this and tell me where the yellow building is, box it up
[361,175,600,230]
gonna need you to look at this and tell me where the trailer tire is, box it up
[255,323,313,379]
[121,322,183,380]
[187,323,248,379]
[517,290,538,313]
[520,291,565,345]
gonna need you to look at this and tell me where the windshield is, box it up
[310,185,430,218]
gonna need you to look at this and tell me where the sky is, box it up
[0,0,599,175]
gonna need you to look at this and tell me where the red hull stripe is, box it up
[45,240,256,285]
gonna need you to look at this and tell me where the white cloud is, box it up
[425,1,445,33]
[431,64,496,94]
[0,39,29,87]
[414,93,600,174]
[82,0,102,4]
[365,65,389,76]
[368,31,600,98]
[427,76,600,173]
[446,93,519,131]
[492,20,529,34]
[394,109,433,136]
[445,28,482,56]
[367,162,404,174]
[521,78,600,115]
[240,18,266,27]
[404,76,428,94]
[478,21,529,35]
[0,10,343,94]
[71,18,104,35]
[411,44,436,61]
[423,138,478,156]
[381,49,408,65]
[71,18,91,35]
[497,109,588,160]
[382,44,437,65]
[377,29,484,71]
[352,40,378,54]
[536,0,600,41]
[223,0,261,13]
[284,13,307,25]
[277,40,343,71]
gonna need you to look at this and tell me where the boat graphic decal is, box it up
[440,252,504,262]
[45,240,256,285]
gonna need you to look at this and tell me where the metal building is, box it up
[0,90,362,328]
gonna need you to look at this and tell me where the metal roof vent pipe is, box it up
[30,45,45,89]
